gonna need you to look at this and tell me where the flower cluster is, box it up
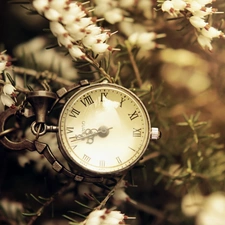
[182,192,225,225]
[79,208,132,225]
[0,83,16,108]
[128,31,166,50]
[161,0,225,50]
[94,0,153,24]
[32,0,117,61]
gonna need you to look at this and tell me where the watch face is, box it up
[57,83,151,175]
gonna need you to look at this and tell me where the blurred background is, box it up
[1,0,225,225]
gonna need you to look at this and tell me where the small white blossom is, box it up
[197,34,213,51]
[196,192,225,225]
[79,209,128,225]
[49,0,69,12]
[3,83,16,95]
[68,45,87,60]
[172,0,186,11]
[32,0,48,14]
[189,16,208,28]
[91,43,110,54]
[201,27,224,39]
[161,1,177,17]
[119,0,136,8]
[186,1,202,13]
[57,34,73,47]
[44,8,61,21]
[60,13,77,25]
[0,61,7,73]
[104,8,124,24]
[0,94,15,107]
[49,21,67,37]
[181,192,204,217]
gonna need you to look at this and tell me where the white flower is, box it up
[186,1,202,13]
[49,0,69,12]
[3,83,16,95]
[80,209,127,225]
[181,192,204,217]
[32,0,49,14]
[68,45,87,60]
[201,27,224,39]
[196,192,225,225]
[119,0,135,8]
[82,35,98,48]
[0,61,7,73]
[57,34,73,47]
[44,8,61,21]
[161,1,177,17]
[197,34,212,51]
[49,21,67,37]
[128,32,166,50]
[189,16,208,28]
[91,43,110,54]
[86,25,102,35]
[172,0,186,11]
[60,13,76,25]
[104,8,124,24]
[0,94,15,107]
[76,17,94,28]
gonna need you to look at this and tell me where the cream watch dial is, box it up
[58,83,151,174]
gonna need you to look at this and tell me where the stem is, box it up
[125,41,142,88]
[27,181,73,225]
[88,56,114,83]
[95,174,127,210]
[12,66,74,87]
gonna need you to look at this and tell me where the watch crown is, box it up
[151,127,161,140]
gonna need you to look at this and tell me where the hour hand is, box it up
[71,126,112,144]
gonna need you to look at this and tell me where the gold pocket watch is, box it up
[57,81,160,177]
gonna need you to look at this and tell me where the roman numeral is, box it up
[66,127,74,133]
[116,157,122,164]
[133,128,141,137]
[120,97,126,107]
[99,160,105,167]
[128,110,139,120]
[81,95,94,107]
[69,108,80,117]
[82,154,91,162]
[100,92,108,102]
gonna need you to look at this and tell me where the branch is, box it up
[12,66,74,87]
[125,41,142,88]
[27,181,73,225]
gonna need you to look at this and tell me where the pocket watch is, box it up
[57,81,160,177]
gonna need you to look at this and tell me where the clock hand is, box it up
[73,126,113,144]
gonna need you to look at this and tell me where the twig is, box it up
[125,41,142,88]
[88,56,114,83]
[95,174,127,210]
[27,181,73,225]
[12,66,74,87]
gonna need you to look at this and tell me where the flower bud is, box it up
[189,16,208,28]
[3,83,16,95]
[0,94,15,107]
